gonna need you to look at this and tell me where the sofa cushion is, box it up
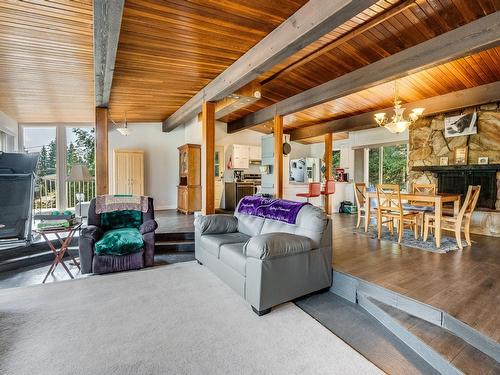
[219,243,247,276]
[235,214,265,237]
[244,233,313,260]
[194,214,238,235]
[94,228,144,256]
[200,232,250,258]
[259,204,327,248]
[101,210,142,231]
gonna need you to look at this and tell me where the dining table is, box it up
[364,191,461,248]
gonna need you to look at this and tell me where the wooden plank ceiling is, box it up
[108,0,309,122]
[0,0,94,123]
[222,0,499,132]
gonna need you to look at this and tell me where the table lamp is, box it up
[67,164,93,217]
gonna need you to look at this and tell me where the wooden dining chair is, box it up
[423,185,481,250]
[376,184,419,243]
[409,183,437,236]
[353,182,376,231]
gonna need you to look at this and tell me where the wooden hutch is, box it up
[177,144,201,214]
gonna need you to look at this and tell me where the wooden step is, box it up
[0,247,79,273]
[155,232,194,242]
[155,240,194,253]
[363,296,500,375]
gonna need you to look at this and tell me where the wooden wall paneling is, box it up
[324,133,333,214]
[162,0,380,131]
[227,12,500,133]
[95,107,109,196]
[202,102,216,215]
[0,1,94,122]
[274,115,284,199]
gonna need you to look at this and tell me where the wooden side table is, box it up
[34,223,81,284]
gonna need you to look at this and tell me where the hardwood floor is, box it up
[332,214,500,344]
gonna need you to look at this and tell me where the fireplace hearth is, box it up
[412,165,500,210]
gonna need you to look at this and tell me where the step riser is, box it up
[155,243,194,253]
[155,232,194,242]
[331,270,500,364]
[0,249,79,274]
[358,293,463,375]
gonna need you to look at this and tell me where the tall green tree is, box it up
[66,142,81,171]
[72,128,95,176]
[47,139,57,174]
[37,145,49,177]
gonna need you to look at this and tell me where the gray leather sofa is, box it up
[194,201,332,315]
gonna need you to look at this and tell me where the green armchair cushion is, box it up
[100,210,142,231]
[94,228,144,256]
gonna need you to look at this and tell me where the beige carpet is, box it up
[0,262,383,375]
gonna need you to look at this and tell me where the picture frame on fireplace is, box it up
[478,156,489,165]
[454,147,468,165]
[444,112,477,138]
[439,157,449,166]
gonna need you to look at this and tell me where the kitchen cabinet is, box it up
[113,149,144,195]
[249,145,261,160]
[232,144,249,169]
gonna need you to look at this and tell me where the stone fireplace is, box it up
[409,103,500,236]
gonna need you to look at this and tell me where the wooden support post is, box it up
[324,133,333,214]
[95,107,109,196]
[202,101,216,215]
[274,115,283,199]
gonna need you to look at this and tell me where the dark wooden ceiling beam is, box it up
[228,12,500,133]
[162,0,381,132]
[289,81,500,141]
[94,0,125,108]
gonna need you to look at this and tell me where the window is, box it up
[368,147,380,189]
[66,127,96,208]
[23,127,57,210]
[22,125,95,211]
[332,150,340,169]
[367,143,408,190]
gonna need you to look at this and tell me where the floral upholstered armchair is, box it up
[79,196,157,274]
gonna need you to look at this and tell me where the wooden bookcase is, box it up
[177,144,201,214]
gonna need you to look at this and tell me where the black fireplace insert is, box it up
[412,165,499,210]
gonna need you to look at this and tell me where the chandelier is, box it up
[374,81,424,133]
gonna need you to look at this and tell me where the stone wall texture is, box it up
[409,103,500,237]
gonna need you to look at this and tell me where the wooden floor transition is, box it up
[332,214,500,344]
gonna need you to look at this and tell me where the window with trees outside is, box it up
[368,143,408,190]
[23,126,95,211]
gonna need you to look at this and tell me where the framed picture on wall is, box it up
[444,112,477,138]
[478,157,489,165]
[439,157,449,166]
[454,147,468,165]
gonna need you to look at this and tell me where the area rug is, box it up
[0,262,382,375]
[352,227,468,253]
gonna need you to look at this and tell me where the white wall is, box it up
[108,122,185,209]
[0,111,18,151]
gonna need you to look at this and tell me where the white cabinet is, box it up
[249,145,261,161]
[232,144,249,169]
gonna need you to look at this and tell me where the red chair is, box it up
[321,179,335,196]
[321,179,335,213]
[296,182,321,203]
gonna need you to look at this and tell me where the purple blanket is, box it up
[237,196,308,224]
